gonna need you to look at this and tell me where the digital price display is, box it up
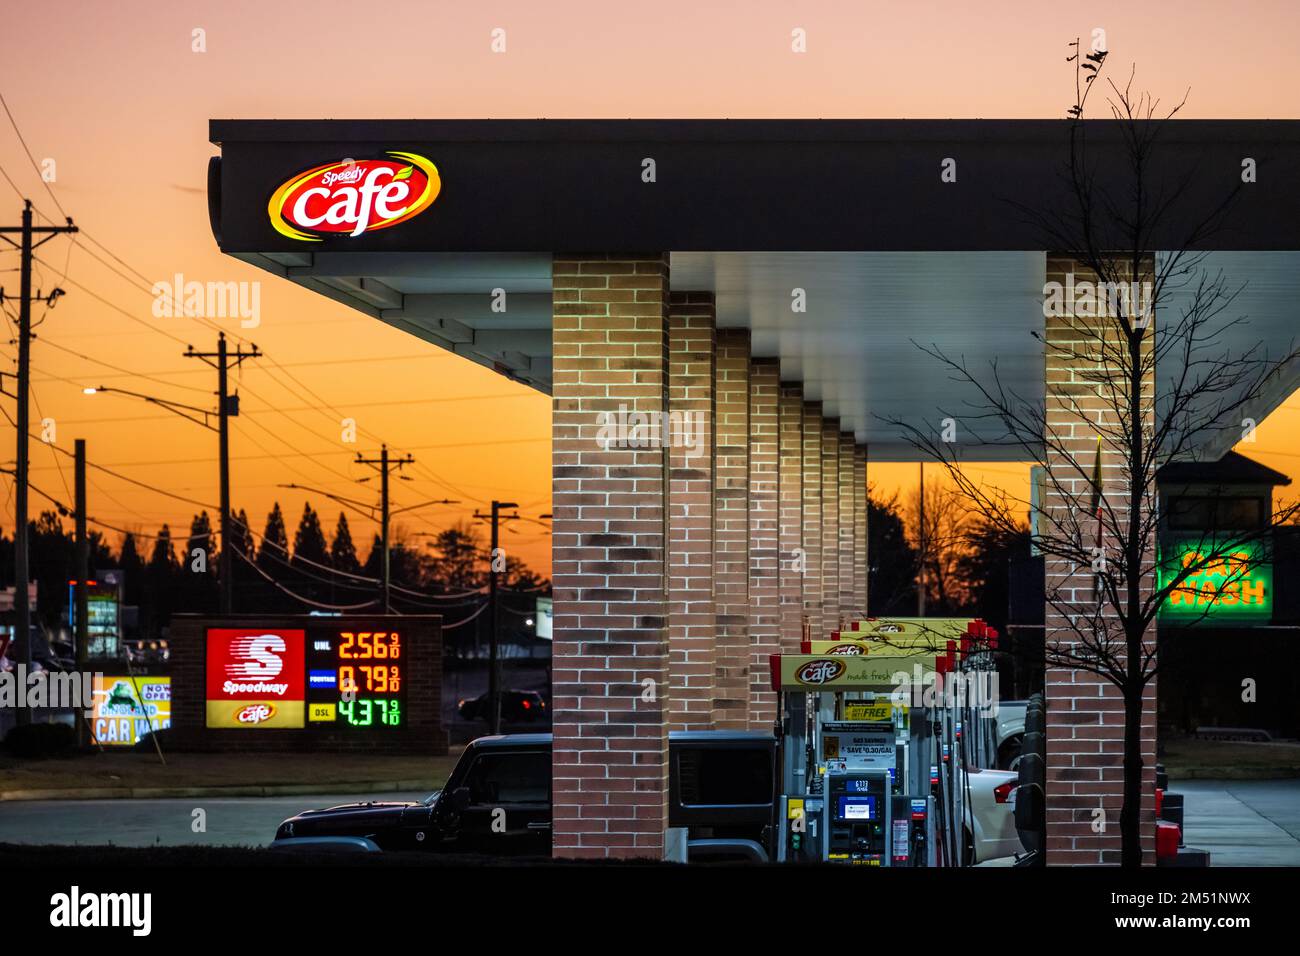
[836,796,877,821]
[306,628,405,729]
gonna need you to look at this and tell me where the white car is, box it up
[962,765,1024,864]
[994,701,1027,771]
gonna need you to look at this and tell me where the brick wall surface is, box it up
[713,328,752,728]
[551,254,672,859]
[853,444,868,618]
[821,419,841,632]
[1043,254,1158,866]
[747,358,781,729]
[801,402,824,640]
[778,384,805,654]
[667,293,717,731]
[838,432,857,620]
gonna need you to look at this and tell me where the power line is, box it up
[0,93,65,219]
[35,338,214,393]
[231,547,379,612]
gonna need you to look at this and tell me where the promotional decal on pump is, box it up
[268,152,441,241]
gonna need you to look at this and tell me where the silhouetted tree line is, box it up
[0,504,549,653]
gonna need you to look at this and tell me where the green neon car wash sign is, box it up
[1158,538,1272,622]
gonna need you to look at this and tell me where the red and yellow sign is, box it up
[205,628,305,728]
[268,152,440,241]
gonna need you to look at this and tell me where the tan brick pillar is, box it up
[667,292,716,731]
[838,432,857,621]
[551,254,671,859]
[1043,254,1157,865]
[747,358,781,729]
[821,419,841,632]
[713,328,751,727]
[778,384,805,654]
[852,444,868,618]
[801,401,824,640]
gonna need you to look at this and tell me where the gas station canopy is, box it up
[209,120,1300,460]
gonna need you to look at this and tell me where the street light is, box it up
[84,385,218,432]
[84,384,237,610]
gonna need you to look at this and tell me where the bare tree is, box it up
[890,41,1300,866]
[903,480,974,612]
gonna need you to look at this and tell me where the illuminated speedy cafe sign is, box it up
[268,152,441,241]
[205,623,409,731]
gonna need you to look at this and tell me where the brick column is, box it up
[852,444,868,618]
[551,253,671,859]
[821,419,841,632]
[1043,254,1157,865]
[747,358,780,729]
[667,292,716,731]
[838,432,857,621]
[713,328,751,727]
[801,402,824,640]
[778,384,805,654]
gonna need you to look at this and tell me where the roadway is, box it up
[2,778,1298,864]
[0,790,428,848]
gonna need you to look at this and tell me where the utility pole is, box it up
[74,439,89,745]
[356,445,414,611]
[185,332,260,614]
[474,500,517,735]
[917,461,926,617]
[0,200,77,725]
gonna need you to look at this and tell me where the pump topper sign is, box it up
[268,152,441,241]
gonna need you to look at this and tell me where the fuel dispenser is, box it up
[772,654,946,865]
[822,720,894,864]
[826,769,892,864]
[773,617,998,867]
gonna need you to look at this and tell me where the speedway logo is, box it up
[268,152,440,241]
[222,632,292,695]
[795,659,847,685]
[206,628,305,729]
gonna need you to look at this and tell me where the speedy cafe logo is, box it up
[826,643,866,655]
[236,703,276,725]
[268,152,441,241]
[795,658,847,685]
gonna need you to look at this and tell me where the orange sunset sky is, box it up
[2,0,1299,579]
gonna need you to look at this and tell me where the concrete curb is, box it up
[0,779,440,802]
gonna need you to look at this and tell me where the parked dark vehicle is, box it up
[273,730,776,861]
[457,690,547,723]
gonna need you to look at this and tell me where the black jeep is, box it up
[273,730,776,861]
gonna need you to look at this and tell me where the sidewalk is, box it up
[1174,779,1300,866]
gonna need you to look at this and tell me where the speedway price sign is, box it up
[306,628,405,729]
[205,624,405,730]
